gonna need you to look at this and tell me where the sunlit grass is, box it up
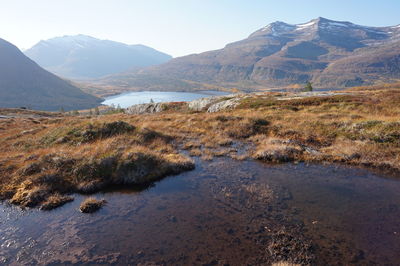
[1,84,399,210]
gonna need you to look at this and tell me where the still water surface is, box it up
[102,91,229,108]
[0,159,399,265]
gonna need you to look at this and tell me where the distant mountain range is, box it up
[96,17,400,90]
[25,35,172,79]
[0,38,102,111]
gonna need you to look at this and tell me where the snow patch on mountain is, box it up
[260,22,296,36]
[324,22,349,27]
[296,20,316,30]
[261,25,271,32]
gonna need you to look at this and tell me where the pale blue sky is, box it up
[1,0,399,57]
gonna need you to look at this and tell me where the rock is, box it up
[126,102,166,114]
[207,98,240,112]
[188,94,241,112]
[188,96,222,112]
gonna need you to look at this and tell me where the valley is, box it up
[0,84,399,264]
[1,84,399,207]
[0,5,400,264]
[90,18,400,92]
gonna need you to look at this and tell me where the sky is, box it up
[1,0,400,57]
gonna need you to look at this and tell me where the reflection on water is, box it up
[1,159,400,265]
[102,90,229,108]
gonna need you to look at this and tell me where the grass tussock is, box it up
[1,84,400,210]
[79,197,106,213]
[0,118,194,210]
[272,262,301,266]
[40,194,74,210]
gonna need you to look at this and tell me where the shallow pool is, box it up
[0,159,399,265]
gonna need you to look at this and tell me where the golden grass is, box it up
[0,118,194,209]
[1,85,399,210]
[79,197,106,213]
[40,194,74,210]
[272,262,301,266]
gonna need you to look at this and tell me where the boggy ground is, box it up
[0,119,194,210]
[0,85,399,210]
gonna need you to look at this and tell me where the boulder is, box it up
[188,96,222,112]
[125,102,166,114]
[207,98,240,113]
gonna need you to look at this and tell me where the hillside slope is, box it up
[0,38,102,111]
[97,18,400,90]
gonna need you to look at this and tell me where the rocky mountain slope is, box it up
[97,17,400,90]
[0,38,102,111]
[25,35,172,79]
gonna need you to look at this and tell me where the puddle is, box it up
[0,159,399,265]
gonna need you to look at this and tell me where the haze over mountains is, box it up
[1,17,400,112]
[0,38,101,111]
[97,17,400,91]
[25,35,172,79]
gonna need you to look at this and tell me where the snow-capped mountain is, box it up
[24,35,172,79]
[99,17,400,90]
[250,17,398,47]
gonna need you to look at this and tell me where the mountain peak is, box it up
[53,34,97,40]
[125,17,400,92]
[314,17,331,22]
[25,35,172,79]
[252,17,369,38]
[257,21,296,36]
[44,34,99,44]
[295,17,355,30]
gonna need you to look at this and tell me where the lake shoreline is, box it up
[0,85,400,264]
[101,90,231,108]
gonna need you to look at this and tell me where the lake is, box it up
[102,91,229,108]
[1,158,399,265]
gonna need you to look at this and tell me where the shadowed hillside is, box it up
[0,38,102,111]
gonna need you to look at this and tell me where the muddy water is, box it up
[1,159,400,265]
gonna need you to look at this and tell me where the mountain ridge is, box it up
[25,35,172,79]
[94,17,400,91]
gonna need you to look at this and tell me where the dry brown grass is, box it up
[40,194,74,210]
[79,197,106,213]
[1,84,400,210]
[272,262,301,266]
[0,117,194,210]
